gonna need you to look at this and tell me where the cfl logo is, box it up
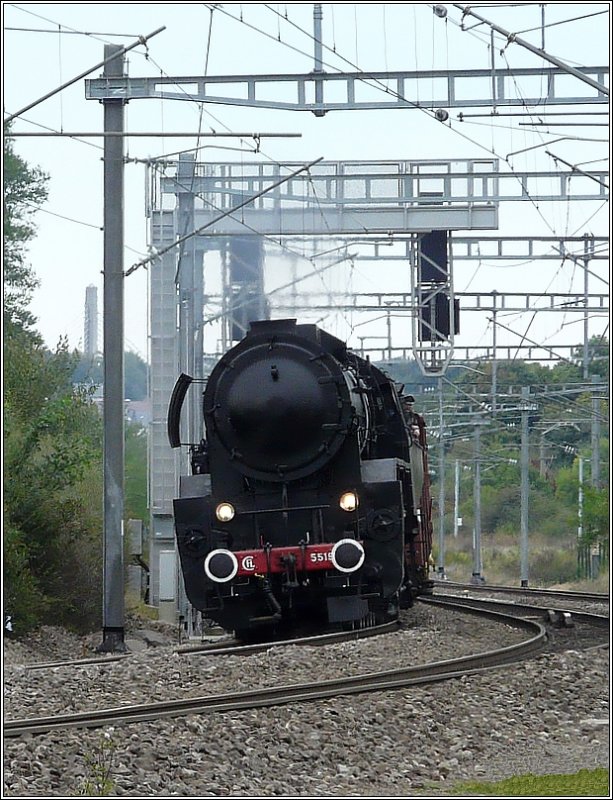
[241,555,256,571]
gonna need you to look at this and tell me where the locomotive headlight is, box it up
[215,502,235,522]
[339,491,359,512]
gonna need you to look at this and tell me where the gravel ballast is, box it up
[3,604,609,797]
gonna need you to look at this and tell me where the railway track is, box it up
[5,598,546,738]
[428,592,610,626]
[422,594,609,654]
[434,579,609,604]
[177,618,400,655]
[19,619,399,672]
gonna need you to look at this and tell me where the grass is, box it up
[126,600,159,620]
[448,768,609,797]
[438,531,609,589]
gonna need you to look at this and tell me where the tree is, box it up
[3,130,49,335]
[72,350,149,401]
[71,352,103,387]
[582,486,609,546]
[3,136,107,634]
[125,351,148,400]
[570,336,609,381]
[4,337,104,632]
[125,421,148,522]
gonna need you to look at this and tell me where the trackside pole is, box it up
[98,44,126,652]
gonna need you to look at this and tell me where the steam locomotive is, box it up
[168,319,433,638]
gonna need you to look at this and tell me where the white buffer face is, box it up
[204,549,239,583]
[331,539,366,573]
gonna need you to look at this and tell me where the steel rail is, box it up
[424,594,610,630]
[5,601,545,737]
[22,654,128,672]
[177,619,399,655]
[435,580,609,604]
[20,620,399,672]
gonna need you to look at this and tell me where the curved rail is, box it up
[178,619,399,655]
[5,600,545,737]
[426,592,610,631]
[21,654,128,672]
[19,620,399,672]
[435,580,609,604]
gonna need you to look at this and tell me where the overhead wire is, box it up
[238,0,611,339]
[140,23,386,282]
[39,0,601,296]
[6,26,139,37]
[138,47,369,257]
[558,177,578,340]
[485,315,586,368]
[11,116,104,151]
[532,391,608,426]
[382,5,389,79]
[258,2,608,252]
[19,201,150,262]
[57,24,64,130]
[10,2,607,225]
[176,3,217,283]
[432,376,608,446]
[544,314,609,337]
[6,117,165,258]
[20,199,102,231]
[570,201,610,238]
[6,4,139,44]
[483,28,607,359]
[304,174,360,337]
[144,164,351,287]
[515,9,609,36]
[8,4,609,366]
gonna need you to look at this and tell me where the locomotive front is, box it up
[171,319,431,636]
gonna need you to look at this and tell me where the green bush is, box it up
[3,523,47,634]
[4,336,104,634]
[482,545,520,583]
[530,546,578,585]
[480,484,520,532]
